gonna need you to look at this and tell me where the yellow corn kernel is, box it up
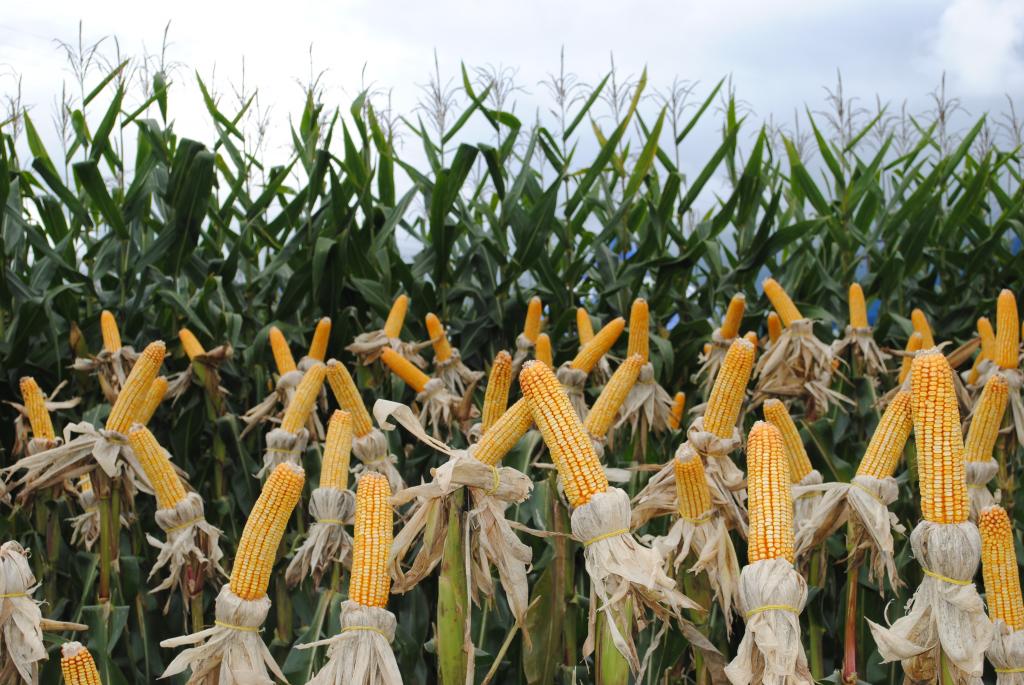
[627,298,650,362]
[996,289,1019,369]
[380,347,430,393]
[475,398,533,466]
[230,461,305,600]
[743,331,759,349]
[136,376,168,427]
[910,351,968,524]
[762,399,813,482]
[979,317,996,359]
[703,342,712,356]
[910,308,936,348]
[720,293,746,339]
[746,421,794,564]
[523,296,543,342]
[703,338,756,439]
[762,278,802,326]
[106,341,165,433]
[425,313,452,362]
[78,474,93,494]
[849,283,868,328]
[584,355,644,438]
[898,332,924,384]
[668,391,686,430]
[178,328,206,361]
[349,472,393,608]
[321,410,353,491]
[61,642,102,685]
[675,450,712,521]
[570,317,625,373]
[281,363,327,434]
[100,310,121,353]
[577,307,595,344]
[308,317,332,361]
[383,295,409,339]
[269,326,297,375]
[325,361,374,438]
[520,361,608,508]
[535,333,553,368]
[965,375,1009,463]
[767,312,782,344]
[979,505,1024,631]
[19,377,55,441]
[128,425,187,510]
[482,351,513,434]
[856,391,913,479]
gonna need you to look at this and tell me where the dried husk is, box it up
[165,345,232,402]
[257,427,309,477]
[299,601,403,685]
[285,487,355,588]
[867,520,992,681]
[725,557,813,685]
[415,377,470,438]
[434,347,484,396]
[160,586,285,684]
[240,369,302,439]
[510,333,534,376]
[966,460,999,521]
[69,486,100,550]
[71,346,139,404]
[694,329,734,395]
[688,419,748,537]
[753,319,851,413]
[346,331,429,368]
[987,621,1024,685]
[352,429,405,492]
[5,380,80,458]
[831,325,890,378]
[0,541,46,683]
[556,363,590,420]
[616,363,674,445]
[792,469,822,531]
[148,492,226,612]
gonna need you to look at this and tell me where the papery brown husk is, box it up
[694,329,734,395]
[285,487,355,588]
[556,363,590,420]
[510,333,534,376]
[352,429,405,492]
[299,601,403,685]
[831,326,890,378]
[166,345,233,402]
[257,427,309,478]
[616,363,674,448]
[346,331,429,368]
[68,486,130,551]
[987,621,1024,685]
[149,492,225,613]
[415,378,475,439]
[71,346,139,404]
[753,319,851,413]
[966,460,999,522]
[792,470,822,530]
[240,369,302,438]
[434,347,484,397]
[6,380,81,458]
[0,541,46,683]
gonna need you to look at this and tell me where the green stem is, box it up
[595,600,631,685]
[438,490,469,685]
[95,470,114,604]
[808,546,825,679]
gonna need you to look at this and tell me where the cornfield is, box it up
[2,29,1024,685]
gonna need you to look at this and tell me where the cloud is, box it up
[931,0,1024,95]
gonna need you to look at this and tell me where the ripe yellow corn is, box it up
[577,307,595,344]
[425,313,452,362]
[898,332,924,384]
[230,461,305,600]
[128,425,187,510]
[910,351,968,524]
[106,341,165,433]
[520,361,608,508]
[383,295,409,339]
[703,338,756,438]
[762,278,802,326]
[849,283,868,328]
[321,410,353,491]
[482,351,513,434]
[523,296,543,343]
[979,317,996,359]
[308,317,332,361]
[61,642,102,685]
[979,505,1024,631]
[325,361,374,438]
[475,398,533,466]
[380,347,430,393]
[570,317,625,373]
[856,390,913,479]
[535,333,553,368]
[100,310,121,352]
[668,391,686,430]
[703,342,712,356]
[675,450,712,520]
[746,421,794,564]
[762,399,813,482]
[178,327,206,361]
[965,374,1009,463]
[19,376,55,441]
[910,308,936,348]
[349,472,393,608]
[281,363,327,434]
[136,376,168,427]
[269,326,297,375]
[743,331,759,348]
[720,293,746,339]
[584,355,644,438]
[767,312,782,344]
[79,474,93,495]
[995,289,1019,369]
[627,298,650,362]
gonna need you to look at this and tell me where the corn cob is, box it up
[321,410,353,491]
[281,363,327,434]
[349,472,393,608]
[106,341,165,433]
[269,326,297,375]
[520,361,608,508]
[308,317,332,361]
[703,343,712,357]
[762,278,802,326]
[383,295,409,338]
[668,391,686,430]
[898,332,924,384]
[535,333,553,368]
[849,283,868,328]
[995,289,1019,369]
[910,308,936,348]
[100,310,121,353]
[136,376,168,427]
[230,461,305,600]
[675,450,713,520]
[482,351,513,434]
[178,328,205,361]
[721,293,746,339]
[762,399,813,482]
[979,505,1024,630]
[523,296,543,343]
[627,298,650,362]
[965,374,1009,463]
[128,425,187,510]
[910,351,968,524]
[19,376,55,441]
[746,421,794,563]
[703,338,756,438]
[577,307,595,344]
[425,313,452,362]
[61,642,102,685]
[380,347,430,393]
[474,398,533,466]
[743,331,759,347]
[570,317,625,373]
[325,361,374,437]
[856,390,913,479]
[584,354,644,438]
[767,312,782,344]
[968,316,996,384]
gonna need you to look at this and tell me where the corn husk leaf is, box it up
[346,331,429,368]
[753,319,851,413]
[352,429,405,492]
[148,491,226,612]
[4,380,81,458]
[299,601,403,684]
[257,427,309,478]
[987,621,1024,685]
[831,325,890,378]
[0,542,46,683]
[966,460,999,522]
[285,487,355,588]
